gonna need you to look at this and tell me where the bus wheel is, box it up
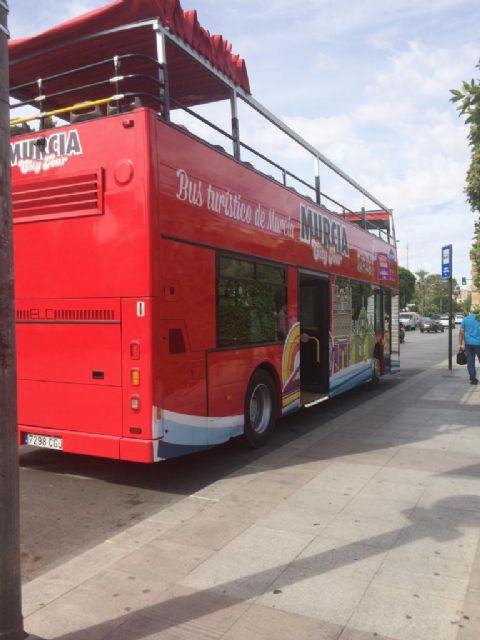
[243,370,278,448]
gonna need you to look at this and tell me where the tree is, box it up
[399,266,416,309]
[415,269,429,316]
[462,293,472,314]
[451,66,480,289]
[413,271,458,316]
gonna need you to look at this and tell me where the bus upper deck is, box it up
[9,0,395,248]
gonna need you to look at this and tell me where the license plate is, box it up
[25,433,63,450]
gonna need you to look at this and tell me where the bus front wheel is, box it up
[243,370,278,448]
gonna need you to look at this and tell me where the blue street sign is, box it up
[441,244,452,279]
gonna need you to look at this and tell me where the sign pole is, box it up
[448,274,453,370]
[441,244,453,371]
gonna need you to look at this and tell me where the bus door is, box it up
[299,272,330,403]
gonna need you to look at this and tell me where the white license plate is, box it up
[25,433,63,450]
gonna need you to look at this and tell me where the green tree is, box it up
[414,272,458,315]
[398,266,416,309]
[451,66,480,289]
[414,269,429,316]
[462,293,472,314]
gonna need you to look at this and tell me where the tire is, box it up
[421,329,424,333]
[243,370,278,448]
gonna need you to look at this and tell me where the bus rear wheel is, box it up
[243,370,278,448]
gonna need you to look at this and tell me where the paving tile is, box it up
[372,564,470,600]
[348,583,466,640]
[258,535,387,625]
[339,447,399,468]
[180,525,313,601]
[256,501,336,536]
[112,584,251,640]
[222,603,343,640]
[188,467,266,501]
[113,539,214,583]
[338,627,397,640]
[320,513,405,550]
[394,520,480,562]
[282,486,359,516]
[302,461,382,493]
[456,588,480,640]
[25,565,181,634]
[387,448,468,474]
[359,477,425,503]
[339,494,416,526]
[372,466,431,487]
[381,543,472,581]
[164,503,254,551]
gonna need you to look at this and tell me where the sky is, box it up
[9,0,480,281]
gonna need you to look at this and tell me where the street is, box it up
[19,328,457,582]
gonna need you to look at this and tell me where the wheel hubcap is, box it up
[249,383,272,435]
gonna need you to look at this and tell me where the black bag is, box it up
[457,350,467,365]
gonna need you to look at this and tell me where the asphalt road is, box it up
[19,326,459,582]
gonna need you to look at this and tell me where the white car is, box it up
[399,312,417,330]
[454,313,464,325]
[439,315,450,328]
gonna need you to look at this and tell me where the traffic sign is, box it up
[441,244,452,279]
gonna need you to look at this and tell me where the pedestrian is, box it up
[458,307,480,385]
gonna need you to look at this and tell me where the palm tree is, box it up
[415,270,429,317]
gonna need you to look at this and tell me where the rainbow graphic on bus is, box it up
[281,322,301,414]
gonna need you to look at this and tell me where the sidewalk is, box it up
[22,360,480,640]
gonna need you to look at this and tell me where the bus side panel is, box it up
[152,240,215,454]
[207,347,283,444]
[154,239,215,413]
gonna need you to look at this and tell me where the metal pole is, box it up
[314,157,321,205]
[448,275,453,371]
[154,25,170,121]
[0,3,24,640]
[230,90,240,160]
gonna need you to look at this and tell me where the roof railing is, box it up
[9,43,394,245]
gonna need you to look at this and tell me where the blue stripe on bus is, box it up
[329,361,373,398]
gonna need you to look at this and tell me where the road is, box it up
[19,327,459,582]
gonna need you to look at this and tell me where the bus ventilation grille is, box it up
[12,170,104,223]
[16,308,117,322]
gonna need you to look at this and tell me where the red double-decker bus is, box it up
[9,0,399,463]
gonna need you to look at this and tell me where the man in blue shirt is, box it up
[458,308,480,384]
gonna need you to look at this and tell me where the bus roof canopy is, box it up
[9,0,251,111]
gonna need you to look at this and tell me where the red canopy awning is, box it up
[9,0,250,112]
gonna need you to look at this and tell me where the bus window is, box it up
[217,255,286,347]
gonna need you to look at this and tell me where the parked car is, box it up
[419,317,444,333]
[455,313,465,325]
[399,312,418,331]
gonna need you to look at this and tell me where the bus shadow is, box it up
[19,373,409,496]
